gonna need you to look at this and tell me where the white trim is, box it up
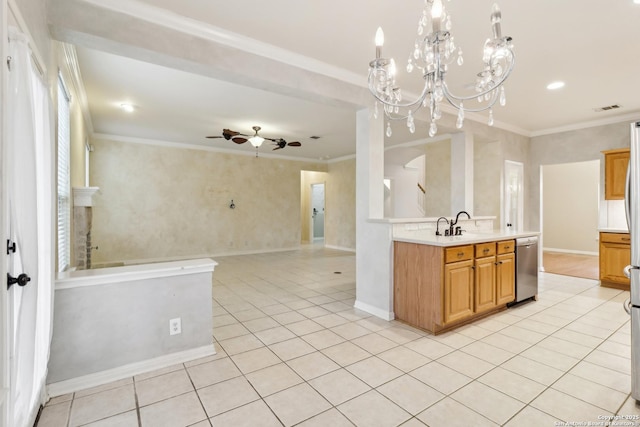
[89,246,303,272]
[80,0,365,89]
[55,258,217,290]
[61,43,94,134]
[327,153,356,164]
[353,300,394,321]
[92,133,330,164]
[46,345,216,398]
[531,112,640,137]
[543,247,599,257]
[324,245,356,253]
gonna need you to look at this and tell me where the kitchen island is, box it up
[393,229,539,334]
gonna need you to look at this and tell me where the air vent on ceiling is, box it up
[310,135,321,140]
[593,104,621,112]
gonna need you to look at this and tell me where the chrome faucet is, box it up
[449,211,471,236]
[435,217,449,236]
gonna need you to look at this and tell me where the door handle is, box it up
[624,265,634,279]
[7,273,30,290]
[624,298,632,315]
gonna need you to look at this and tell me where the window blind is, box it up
[57,76,71,272]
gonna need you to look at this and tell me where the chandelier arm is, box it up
[441,51,515,103]
[367,71,432,111]
[443,90,500,113]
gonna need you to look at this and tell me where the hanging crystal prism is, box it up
[499,86,506,106]
[456,104,464,129]
[429,122,437,137]
[386,122,393,137]
[488,109,494,126]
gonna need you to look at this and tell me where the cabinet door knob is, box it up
[458,252,464,258]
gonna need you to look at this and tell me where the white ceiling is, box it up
[53,0,640,160]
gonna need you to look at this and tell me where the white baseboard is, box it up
[354,300,394,321]
[543,247,599,256]
[46,344,216,398]
[324,244,356,253]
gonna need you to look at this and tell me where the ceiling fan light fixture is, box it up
[249,135,264,147]
[248,125,265,147]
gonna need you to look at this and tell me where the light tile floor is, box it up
[38,246,640,426]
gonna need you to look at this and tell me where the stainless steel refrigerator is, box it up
[625,120,640,400]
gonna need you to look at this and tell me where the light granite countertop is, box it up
[599,228,629,234]
[393,229,540,247]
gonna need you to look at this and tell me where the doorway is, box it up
[300,171,328,245]
[541,160,600,279]
[311,183,325,242]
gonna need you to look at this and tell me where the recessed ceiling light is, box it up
[546,81,565,90]
[120,103,135,112]
[635,0,640,5]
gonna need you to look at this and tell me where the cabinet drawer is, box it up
[497,240,515,254]
[601,233,631,245]
[475,242,496,258]
[445,245,474,263]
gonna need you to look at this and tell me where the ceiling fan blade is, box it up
[287,142,302,147]
[222,129,243,140]
[206,136,223,139]
[232,137,248,144]
[272,146,282,151]
[264,137,278,142]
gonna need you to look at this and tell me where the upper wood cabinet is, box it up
[603,148,630,200]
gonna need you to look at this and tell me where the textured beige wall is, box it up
[425,140,451,217]
[326,158,356,250]
[90,137,327,263]
[300,170,328,243]
[530,121,630,232]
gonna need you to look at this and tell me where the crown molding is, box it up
[530,112,640,137]
[80,0,365,89]
[61,42,94,134]
[92,133,330,164]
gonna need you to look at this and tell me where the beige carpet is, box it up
[543,251,599,280]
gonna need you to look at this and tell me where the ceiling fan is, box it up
[206,126,302,150]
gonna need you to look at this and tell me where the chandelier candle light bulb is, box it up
[368,0,515,137]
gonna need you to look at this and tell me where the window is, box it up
[57,75,71,272]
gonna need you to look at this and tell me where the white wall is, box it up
[542,160,600,253]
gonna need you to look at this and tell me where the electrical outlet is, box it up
[169,317,181,335]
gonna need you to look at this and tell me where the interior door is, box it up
[503,160,524,231]
[4,27,54,427]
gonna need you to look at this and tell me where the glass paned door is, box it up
[504,160,524,231]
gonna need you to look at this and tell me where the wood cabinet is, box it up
[600,232,630,290]
[603,148,630,200]
[443,259,474,324]
[474,242,497,315]
[394,239,516,334]
[496,240,516,305]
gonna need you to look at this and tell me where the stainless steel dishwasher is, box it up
[513,236,539,304]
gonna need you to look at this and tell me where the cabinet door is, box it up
[604,149,630,200]
[496,253,516,305]
[475,256,496,314]
[443,260,474,325]
[600,241,631,285]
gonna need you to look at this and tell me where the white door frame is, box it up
[1,0,10,424]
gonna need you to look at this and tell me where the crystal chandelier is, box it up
[368,0,515,137]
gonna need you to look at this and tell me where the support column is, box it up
[354,108,394,320]
[451,131,474,215]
